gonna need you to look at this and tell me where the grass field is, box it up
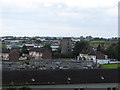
[101,64,120,69]
[90,41,118,47]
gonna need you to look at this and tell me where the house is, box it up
[42,48,52,59]
[7,45,22,50]
[9,50,20,61]
[1,49,10,61]
[78,53,89,60]
[51,45,59,51]
[87,52,96,60]
[4,39,25,43]
[96,52,108,59]
[78,52,96,61]
[77,50,108,62]
[29,48,43,59]
[29,48,52,60]
[1,48,31,61]
[24,44,34,50]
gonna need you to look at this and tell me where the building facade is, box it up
[60,38,72,54]
[9,50,19,61]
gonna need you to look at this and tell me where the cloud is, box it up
[43,3,52,7]
[0,16,117,38]
[72,0,118,8]
[0,0,118,38]
[106,7,118,16]
[0,0,119,9]
[0,0,38,8]
[58,12,79,17]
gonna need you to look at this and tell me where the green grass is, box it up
[101,64,120,69]
[90,41,106,44]
[90,41,117,44]
[90,41,118,48]
[13,43,22,45]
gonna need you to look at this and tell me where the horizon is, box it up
[1,35,118,39]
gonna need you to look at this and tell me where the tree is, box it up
[80,36,85,40]
[52,47,74,59]
[85,36,92,41]
[97,44,101,52]
[21,45,29,54]
[35,40,42,44]
[104,43,118,60]
[73,40,89,57]
[52,51,61,59]
[43,43,52,51]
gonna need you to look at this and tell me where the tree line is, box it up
[52,40,120,61]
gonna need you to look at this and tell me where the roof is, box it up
[24,44,34,47]
[62,37,71,39]
[9,49,20,54]
[2,69,119,85]
[29,48,44,53]
[7,45,22,48]
[2,49,10,53]
[88,52,96,55]
[29,48,51,53]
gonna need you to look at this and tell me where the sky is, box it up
[0,0,119,38]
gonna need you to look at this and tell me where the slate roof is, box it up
[29,48,51,53]
[88,52,96,55]
[9,45,22,48]
[2,69,119,86]
[2,48,10,53]
[29,48,44,53]
[9,49,19,54]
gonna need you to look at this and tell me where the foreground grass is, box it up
[101,64,120,69]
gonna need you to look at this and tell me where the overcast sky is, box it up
[0,0,119,38]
